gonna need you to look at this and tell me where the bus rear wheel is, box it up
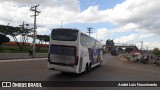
[85,63,91,73]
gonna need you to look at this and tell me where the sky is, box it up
[0,0,160,50]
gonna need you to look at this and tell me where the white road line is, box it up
[118,55,124,64]
[0,58,47,63]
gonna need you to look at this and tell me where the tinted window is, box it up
[51,29,78,41]
[50,45,76,56]
[80,33,96,47]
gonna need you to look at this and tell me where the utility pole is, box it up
[87,27,93,36]
[147,47,149,52]
[19,21,24,43]
[30,4,41,58]
[61,21,63,28]
[140,41,143,54]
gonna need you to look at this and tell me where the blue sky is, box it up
[80,0,125,11]
[62,0,137,43]
[0,0,160,50]
[63,0,125,39]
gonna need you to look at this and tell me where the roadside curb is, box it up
[0,53,48,60]
[0,58,47,62]
[119,54,129,62]
[119,55,123,61]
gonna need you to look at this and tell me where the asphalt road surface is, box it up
[0,54,160,90]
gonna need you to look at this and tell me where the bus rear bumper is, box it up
[48,63,78,73]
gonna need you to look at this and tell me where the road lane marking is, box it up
[0,58,47,63]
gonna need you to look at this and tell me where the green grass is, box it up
[0,46,48,53]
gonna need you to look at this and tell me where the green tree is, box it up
[0,34,10,45]
[106,39,115,46]
[0,24,32,51]
[42,35,49,44]
[152,48,160,56]
[36,35,49,52]
[36,35,44,52]
[106,39,115,51]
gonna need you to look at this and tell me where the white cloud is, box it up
[36,27,51,35]
[139,33,154,39]
[0,0,80,12]
[113,33,160,50]
[1,0,160,48]
[114,33,155,43]
[75,5,106,23]
[1,0,160,35]
[0,2,31,26]
[109,0,160,34]
[113,23,138,33]
[114,34,138,43]
[90,28,111,41]
[0,0,80,26]
[136,41,160,50]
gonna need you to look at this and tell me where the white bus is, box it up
[48,28,103,73]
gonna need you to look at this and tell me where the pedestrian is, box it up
[28,49,33,56]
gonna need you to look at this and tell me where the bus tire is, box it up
[85,63,91,73]
[99,61,102,66]
[85,63,88,73]
[89,63,91,71]
[99,59,103,66]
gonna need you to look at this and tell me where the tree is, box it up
[106,39,115,51]
[152,48,160,56]
[36,35,44,52]
[0,34,10,45]
[36,35,49,52]
[106,39,115,46]
[42,35,49,44]
[0,24,32,51]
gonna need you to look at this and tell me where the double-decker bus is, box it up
[48,28,103,73]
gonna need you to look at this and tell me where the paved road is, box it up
[0,54,160,90]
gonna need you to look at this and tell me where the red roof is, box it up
[3,42,49,47]
[129,50,141,54]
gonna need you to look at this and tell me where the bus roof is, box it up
[52,28,79,31]
[52,28,102,45]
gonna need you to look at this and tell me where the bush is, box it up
[0,34,10,45]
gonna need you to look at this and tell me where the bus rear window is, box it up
[50,45,76,56]
[51,29,78,41]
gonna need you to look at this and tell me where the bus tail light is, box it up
[48,53,50,62]
[69,56,78,65]
[75,56,78,65]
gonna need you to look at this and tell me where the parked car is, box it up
[140,56,149,64]
[111,50,118,56]
[135,53,142,62]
